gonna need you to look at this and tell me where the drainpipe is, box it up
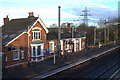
[28,26,30,66]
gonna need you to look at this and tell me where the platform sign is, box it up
[46,48,49,54]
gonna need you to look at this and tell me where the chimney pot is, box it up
[3,15,9,25]
[67,23,71,33]
[6,15,8,18]
[28,12,34,18]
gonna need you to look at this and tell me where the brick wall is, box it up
[4,33,28,67]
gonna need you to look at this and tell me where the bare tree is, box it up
[97,18,105,28]
[50,23,57,28]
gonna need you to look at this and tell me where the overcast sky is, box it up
[0,0,119,27]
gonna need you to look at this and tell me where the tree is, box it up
[97,18,105,28]
[49,23,57,28]
[61,23,67,28]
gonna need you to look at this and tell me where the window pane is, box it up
[34,32,36,39]
[36,32,37,39]
[37,46,41,56]
[49,43,52,52]
[32,32,33,39]
[13,51,19,60]
[32,31,40,40]
[38,32,40,39]
[21,50,24,59]
[33,47,35,56]
[49,43,54,53]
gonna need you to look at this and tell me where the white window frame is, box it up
[13,50,19,61]
[21,50,24,59]
[76,40,79,48]
[70,45,72,49]
[66,40,69,50]
[67,43,69,50]
[49,41,54,53]
[31,43,44,61]
[76,43,79,48]
[60,40,63,50]
[32,31,41,40]
[79,38,81,51]
[82,42,84,46]
[31,46,36,57]
[72,39,76,52]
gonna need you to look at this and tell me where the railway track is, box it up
[95,60,120,79]
[45,48,120,79]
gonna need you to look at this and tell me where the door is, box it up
[72,39,76,52]
[79,38,81,51]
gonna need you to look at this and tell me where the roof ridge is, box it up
[12,17,38,20]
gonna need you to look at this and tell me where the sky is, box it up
[0,0,119,27]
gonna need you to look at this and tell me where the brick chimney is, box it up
[67,23,71,33]
[61,29,63,33]
[28,12,34,18]
[3,15,9,25]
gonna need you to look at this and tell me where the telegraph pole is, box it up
[72,27,74,38]
[114,30,116,45]
[58,6,61,58]
[107,28,109,42]
[94,27,96,45]
[104,20,107,45]
[99,32,101,48]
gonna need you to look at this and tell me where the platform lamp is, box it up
[104,20,109,45]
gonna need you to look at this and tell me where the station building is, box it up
[1,12,86,68]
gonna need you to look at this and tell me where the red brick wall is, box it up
[81,38,86,50]
[35,21,47,42]
[44,40,57,57]
[76,38,79,51]
[4,33,28,67]
[29,21,47,43]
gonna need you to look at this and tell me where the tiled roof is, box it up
[2,17,38,45]
[47,28,80,41]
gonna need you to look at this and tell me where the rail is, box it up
[95,60,120,79]
[32,46,120,79]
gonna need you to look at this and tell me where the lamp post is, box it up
[28,25,30,66]
[93,20,96,45]
[104,20,107,45]
[114,30,116,45]
[72,26,74,38]
[53,43,56,64]
[58,6,61,58]
[107,28,109,43]
[99,32,101,48]
[85,32,88,47]
[94,27,96,45]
